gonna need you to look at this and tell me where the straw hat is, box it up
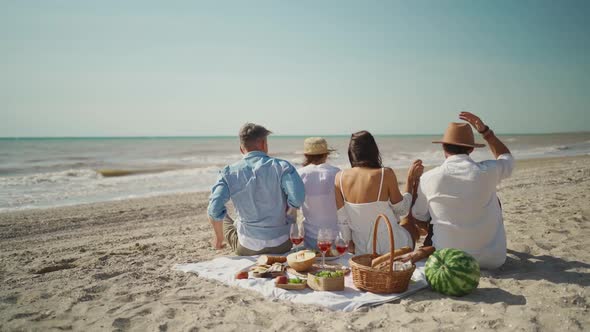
[303,137,333,155]
[432,123,485,148]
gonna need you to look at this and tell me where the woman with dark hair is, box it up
[335,131,423,255]
[297,137,340,248]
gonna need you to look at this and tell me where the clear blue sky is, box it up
[1,0,588,137]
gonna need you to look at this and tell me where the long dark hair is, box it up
[348,131,383,168]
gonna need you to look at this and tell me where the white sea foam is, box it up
[0,166,220,212]
[1,134,588,211]
[0,169,101,186]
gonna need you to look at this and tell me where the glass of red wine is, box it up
[335,232,348,255]
[317,228,333,268]
[290,222,304,252]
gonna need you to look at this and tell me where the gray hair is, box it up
[239,123,272,148]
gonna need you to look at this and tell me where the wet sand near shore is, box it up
[0,156,589,331]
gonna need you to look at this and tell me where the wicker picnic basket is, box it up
[349,214,416,294]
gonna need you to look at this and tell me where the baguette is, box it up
[370,246,412,267]
[373,246,436,271]
[410,246,435,263]
[257,255,287,265]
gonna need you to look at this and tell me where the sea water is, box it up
[1,133,589,211]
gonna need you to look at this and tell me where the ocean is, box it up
[1,133,589,212]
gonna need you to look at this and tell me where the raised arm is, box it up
[386,161,423,220]
[459,112,510,158]
[387,160,424,203]
[387,162,423,245]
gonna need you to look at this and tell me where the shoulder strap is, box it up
[377,168,384,202]
[339,170,347,202]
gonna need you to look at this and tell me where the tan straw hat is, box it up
[432,122,485,148]
[303,137,333,155]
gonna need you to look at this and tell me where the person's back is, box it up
[338,168,415,255]
[297,137,340,248]
[335,131,424,255]
[207,123,305,255]
[413,113,514,269]
[418,155,509,265]
[223,152,299,238]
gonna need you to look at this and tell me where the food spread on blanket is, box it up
[233,246,436,293]
[182,255,430,310]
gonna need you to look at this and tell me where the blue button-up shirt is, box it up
[207,151,305,241]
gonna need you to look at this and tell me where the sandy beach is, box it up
[0,155,588,331]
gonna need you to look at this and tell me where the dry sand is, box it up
[1,156,589,331]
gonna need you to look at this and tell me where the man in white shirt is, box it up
[412,112,514,269]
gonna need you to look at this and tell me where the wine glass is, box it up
[334,232,348,255]
[290,222,305,252]
[317,228,333,268]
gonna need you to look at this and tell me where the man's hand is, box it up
[459,112,487,133]
[460,111,511,158]
[208,216,226,250]
[211,238,225,250]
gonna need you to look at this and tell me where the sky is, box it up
[0,0,589,137]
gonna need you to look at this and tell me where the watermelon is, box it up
[425,248,480,296]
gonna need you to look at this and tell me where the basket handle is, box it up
[371,213,395,272]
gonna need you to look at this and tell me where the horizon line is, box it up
[0,130,588,140]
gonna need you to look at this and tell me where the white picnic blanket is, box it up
[174,253,429,312]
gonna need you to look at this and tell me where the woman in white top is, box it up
[335,131,424,255]
[297,137,341,248]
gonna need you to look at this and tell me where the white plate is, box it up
[291,248,346,261]
[322,254,344,261]
[318,249,346,261]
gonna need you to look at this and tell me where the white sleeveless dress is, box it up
[337,168,413,255]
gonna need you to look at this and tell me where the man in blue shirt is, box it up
[207,123,305,255]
